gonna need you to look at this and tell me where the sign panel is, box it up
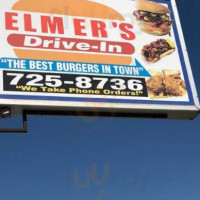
[0,0,199,119]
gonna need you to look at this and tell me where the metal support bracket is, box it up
[0,108,28,133]
[0,108,169,133]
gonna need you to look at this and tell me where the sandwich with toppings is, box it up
[142,38,175,63]
[133,0,173,36]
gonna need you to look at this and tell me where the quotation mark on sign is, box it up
[0,58,8,63]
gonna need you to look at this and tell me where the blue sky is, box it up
[0,0,200,200]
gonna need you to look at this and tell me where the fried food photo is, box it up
[146,70,187,99]
[133,0,173,36]
[142,39,175,63]
[146,71,165,98]
[163,70,187,96]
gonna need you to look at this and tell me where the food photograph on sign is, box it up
[0,0,199,112]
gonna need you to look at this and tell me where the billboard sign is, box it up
[0,0,199,119]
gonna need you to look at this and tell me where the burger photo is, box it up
[133,0,173,36]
